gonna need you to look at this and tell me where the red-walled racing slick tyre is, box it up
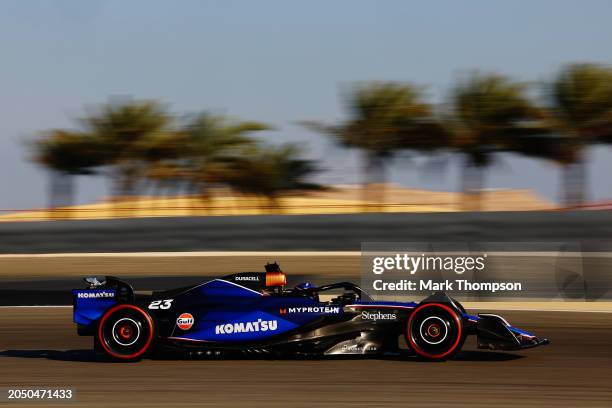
[97,304,155,361]
[406,303,466,361]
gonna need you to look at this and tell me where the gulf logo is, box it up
[176,313,194,330]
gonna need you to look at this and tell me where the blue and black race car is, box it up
[72,263,549,361]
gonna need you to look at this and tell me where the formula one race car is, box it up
[72,263,549,361]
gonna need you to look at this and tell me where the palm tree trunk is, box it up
[362,151,387,212]
[573,153,587,206]
[562,152,587,208]
[460,159,469,209]
[460,157,474,211]
[48,171,61,214]
[472,165,485,211]
[110,167,125,218]
[561,164,572,207]
[48,171,75,219]
[460,158,485,211]
[189,182,204,215]
[111,164,141,218]
[112,177,129,218]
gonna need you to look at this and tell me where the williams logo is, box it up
[215,319,278,334]
[279,306,341,315]
[76,291,114,299]
[176,313,194,330]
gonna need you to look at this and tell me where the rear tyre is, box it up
[406,303,465,361]
[97,304,155,361]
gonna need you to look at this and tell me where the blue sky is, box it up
[1,0,612,208]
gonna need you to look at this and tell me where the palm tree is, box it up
[82,100,172,200]
[30,130,106,217]
[448,73,541,210]
[546,64,612,206]
[303,82,443,209]
[176,113,269,212]
[220,143,320,210]
[137,130,188,208]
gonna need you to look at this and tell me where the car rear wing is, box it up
[72,276,135,335]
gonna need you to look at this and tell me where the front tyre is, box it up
[406,303,465,361]
[97,304,155,361]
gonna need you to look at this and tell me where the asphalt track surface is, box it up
[1,308,611,407]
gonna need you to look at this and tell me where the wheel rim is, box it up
[112,318,141,346]
[419,316,448,345]
[98,304,154,360]
[407,303,462,359]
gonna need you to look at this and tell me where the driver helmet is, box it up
[294,282,314,291]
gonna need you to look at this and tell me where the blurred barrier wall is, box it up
[0,211,612,253]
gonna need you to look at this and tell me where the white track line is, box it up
[0,251,360,258]
[0,251,611,258]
